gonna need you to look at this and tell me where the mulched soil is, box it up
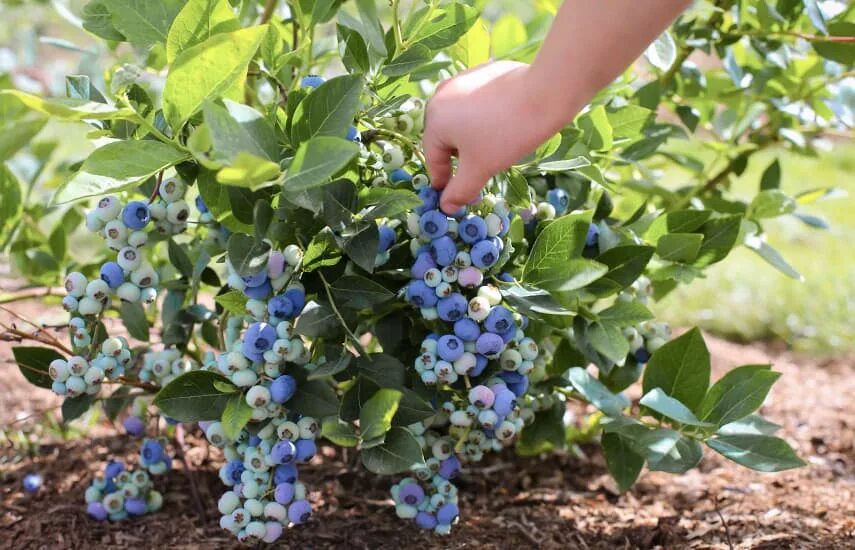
[1,291,854,549]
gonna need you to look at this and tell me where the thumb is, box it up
[439,158,487,215]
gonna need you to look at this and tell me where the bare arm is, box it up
[425,0,691,214]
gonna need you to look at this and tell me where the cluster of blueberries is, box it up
[390,457,460,535]
[618,276,671,364]
[85,458,165,521]
[138,347,196,387]
[48,330,132,397]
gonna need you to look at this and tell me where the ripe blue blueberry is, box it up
[378,225,396,252]
[634,347,651,363]
[270,375,297,403]
[416,187,439,214]
[267,295,294,319]
[100,262,124,289]
[345,125,359,141]
[437,335,465,362]
[419,210,448,239]
[468,385,495,408]
[453,318,481,342]
[22,473,42,493]
[270,440,297,464]
[122,201,151,230]
[430,236,457,266]
[546,188,570,213]
[438,456,461,480]
[225,460,246,484]
[274,482,295,505]
[498,371,529,397]
[475,332,504,356]
[287,499,312,524]
[470,354,489,376]
[399,483,425,506]
[411,252,436,279]
[492,387,517,416]
[295,439,316,462]
[140,440,165,466]
[273,463,298,485]
[436,293,467,322]
[389,168,412,183]
[415,511,438,530]
[585,223,599,248]
[242,271,268,288]
[105,461,124,479]
[436,503,459,525]
[470,239,499,269]
[243,279,272,300]
[284,288,306,315]
[497,272,515,283]
[484,306,514,334]
[458,215,487,244]
[195,196,208,213]
[242,322,277,362]
[300,75,325,88]
[125,497,147,516]
[87,501,108,521]
[123,415,145,437]
[407,280,438,308]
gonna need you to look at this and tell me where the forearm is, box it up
[528,0,691,126]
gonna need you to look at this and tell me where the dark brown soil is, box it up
[1,293,854,549]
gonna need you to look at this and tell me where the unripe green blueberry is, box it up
[103,220,128,242]
[131,263,158,288]
[283,245,302,266]
[231,508,250,528]
[477,284,502,306]
[277,420,300,441]
[500,349,523,371]
[128,230,147,248]
[149,202,167,221]
[232,369,258,387]
[412,173,429,187]
[117,246,142,271]
[297,417,318,439]
[140,287,158,305]
[453,352,476,375]
[536,202,556,220]
[395,113,414,133]
[65,375,87,396]
[166,200,190,224]
[647,336,667,352]
[467,297,490,322]
[84,366,104,385]
[117,282,141,303]
[454,251,472,267]
[519,338,539,361]
[264,501,287,521]
[85,279,110,301]
[86,210,105,232]
[159,177,185,202]
[68,356,89,376]
[206,422,227,447]
[103,492,124,513]
[432,439,453,460]
[244,498,264,517]
[218,491,240,515]
[246,299,266,319]
[49,359,70,382]
[382,144,405,170]
[285,338,304,362]
[246,385,271,408]
[294,481,307,501]
[64,272,88,297]
[484,213,503,237]
[101,337,124,357]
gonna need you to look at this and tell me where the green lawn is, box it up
[651,142,855,354]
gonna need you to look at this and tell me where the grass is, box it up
[650,141,855,354]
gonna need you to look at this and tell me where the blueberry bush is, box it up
[2,0,853,542]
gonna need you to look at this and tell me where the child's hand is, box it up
[424,61,581,214]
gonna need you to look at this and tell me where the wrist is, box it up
[518,64,588,137]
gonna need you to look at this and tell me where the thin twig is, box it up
[0,287,64,305]
[174,424,208,523]
[260,0,278,24]
[713,495,734,550]
[148,171,164,204]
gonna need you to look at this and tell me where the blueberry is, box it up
[470,239,499,269]
[453,318,481,342]
[492,387,517,416]
[378,225,396,252]
[497,272,515,283]
[225,460,246,484]
[585,223,599,248]
[468,385,495,408]
[484,306,514,334]
[295,439,316,462]
[470,354,489,376]
[416,187,439,214]
[242,322,277,361]
[398,483,425,506]
[475,332,504,356]
[300,75,325,88]
[284,288,306,315]
[458,215,487,244]
[345,125,359,141]
[248,435,262,447]
[498,371,529,397]
[270,440,297,464]
[415,511,438,530]
[195,196,208,213]
[419,210,448,239]
[123,416,145,437]
[389,168,412,183]
[546,188,569,213]
[288,499,312,524]
[242,271,268,288]
[100,262,124,289]
[438,456,461,480]
[104,461,124,479]
[125,497,147,516]
[436,293,467,322]
[274,482,295,505]
[122,201,150,230]
[437,335,464,362]
[267,295,294,320]
[436,503,459,525]
[407,280,438,308]
[87,501,108,521]
[411,252,437,279]
[274,463,298,485]
[243,279,272,300]
[140,440,165,466]
[270,375,297,403]
[22,473,42,493]
[430,235,457,266]
[634,347,651,364]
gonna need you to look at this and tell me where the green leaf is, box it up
[597,302,653,326]
[168,239,194,278]
[282,136,358,194]
[162,25,267,130]
[358,353,406,389]
[516,402,566,456]
[748,190,796,219]
[323,180,358,227]
[302,230,341,272]
[103,386,133,421]
[640,388,713,427]
[362,426,424,475]
[339,222,379,273]
[351,0,387,56]
[567,367,629,416]
[120,302,150,341]
[221,392,253,440]
[393,387,435,426]
[536,157,591,172]
[751,241,803,281]
[0,90,133,121]
[338,25,370,74]
[154,371,236,421]
[62,394,96,423]
[647,435,703,474]
[523,211,591,286]
[642,327,710,412]
[216,152,280,189]
[0,118,46,161]
[361,189,421,221]
[166,0,239,63]
[698,365,780,427]
[707,435,805,472]
[410,4,478,49]
[692,216,741,268]
[586,245,655,296]
[500,284,575,318]
[215,289,248,315]
[294,302,340,339]
[645,210,712,242]
[227,232,271,277]
[360,388,402,444]
[383,44,433,77]
[331,275,395,309]
[602,433,644,491]
[813,22,855,64]
[586,322,630,365]
[287,379,339,418]
[203,99,278,162]
[606,105,652,139]
[578,105,613,150]
[0,164,23,244]
[759,158,781,191]
[321,417,359,447]
[491,15,527,59]
[645,30,676,71]
[82,0,126,41]
[307,352,353,380]
[52,140,189,204]
[536,258,607,292]
[292,74,364,144]
[13,346,62,389]
[717,414,781,437]
[100,0,182,48]
[656,233,703,263]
